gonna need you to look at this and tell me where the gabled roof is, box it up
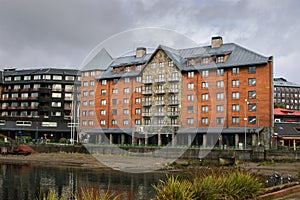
[83,48,113,71]
[3,68,79,76]
[274,122,300,138]
[274,108,300,116]
[274,77,300,87]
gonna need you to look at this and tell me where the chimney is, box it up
[211,36,223,48]
[136,47,146,58]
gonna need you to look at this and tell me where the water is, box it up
[0,164,168,200]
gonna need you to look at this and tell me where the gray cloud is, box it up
[0,0,299,83]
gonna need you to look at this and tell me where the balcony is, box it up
[167,111,178,117]
[154,89,165,94]
[142,102,152,106]
[154,78,166,83]
[142,79,152,84]
[167,88,179,93]
[168,77,179,82]
[142,90,152,95]
[155,101,165,106]
[168,100,179,105]
[142,112,151,117]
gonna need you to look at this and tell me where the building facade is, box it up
[274,77,300,110]
[81,36,274,148]
[0,68,80,141]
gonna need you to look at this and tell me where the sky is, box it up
[0,0,299,83]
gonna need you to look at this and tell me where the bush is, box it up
[58,138,67,143]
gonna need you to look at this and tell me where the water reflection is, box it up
[0,164,167,200]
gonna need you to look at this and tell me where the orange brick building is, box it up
[80,37,273,148]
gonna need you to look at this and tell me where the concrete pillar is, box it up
[219,135,223,148]
[252,134,257,146]
[158,134,161,146]
[145,134,148,146]
[109,134,113,145]
[203,134,207,147]
[235,134,239,148]
[172,133,176,146]
[98,134,102,144]
[121,134,125,145]
[131,132,135,145]
[188,134,192,146]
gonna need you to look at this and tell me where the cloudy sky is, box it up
[0,0,299,82]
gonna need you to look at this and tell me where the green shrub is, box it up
[152,175,196,200]
[58,138,66,143]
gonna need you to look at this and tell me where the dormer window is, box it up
[217,56,224,63]
[187,58,194,66]
[136,65,142,71]
[125,66,130,73]
[202,57,209,65]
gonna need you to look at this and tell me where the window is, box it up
[82,101,88,106]
[151,62,156,69]
[187,118,194,125]
[124,77,130,83]
[217,80,224,88]
[217,69,224,76]
[82,120,87,126]
[101,99,106,105]
[232,79,240,87]
[248,66,256,74]
[248,78,256,86]
[101,89,106,96]
[202,82,208,89]
[217,105,224,112]
[159,62,164,68]
[232,67,240,75]
[124,88,129,94]
[216,117,224,124]
[102,80,107,85]
[52,84,62,91]
[188,71,194,78]
[135,119,141,125]
[202,105,208,113]
[53,75,62,80]
[89,100,94,106]
[52,102,61,107]
[187,106,194,114]
[24,75,31,80]
[52,93,61,98]
[123,119,129,126]
[217,92,224,100]
[65,75,75,81]
[100,110,106,116]
[135,87,141,93]
[123,109,129,115]
[89,90,94,96]
[168,61,174,67]
[125,66,130,73]
[34,75,41,80]
[135,98,141,104]
[202,93,209,101]
[112,109,117,115]
[88,110,94,116]
[112,99,117,105]
[232,104,240,112]
[42,75,51,80]
[187,94,194,102]
[100,120,105,126]
[248,116,256,124]
[112,120,117,126]
[188,83,194,90]
[112,88,118,95]
[136,76,142,82]
[201,117,208,125]
[232,92,240,100]
[232,117,240,124]
[248,103,257,112]
[113,79,118,84]
[248,91,256,99]
[135,108,141,115]
[84,72,89,77]
[83,91,88,97]
[202,57,209,65]
[90,71,95,76]
[202,70,209,77]
[136,65,142,71]
[123,98,129,104]
[217,56,224,63]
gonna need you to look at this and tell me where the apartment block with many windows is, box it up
[81,37,273,148]
[0,68,80,141]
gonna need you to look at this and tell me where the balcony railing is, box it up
[153,112,165,117]
[155,101,165,106]
[142,102,152,106]
[167,111,178,117]
[154,89,165,94]
[154,78,166,83]
[168,77,179,82]
[142,112,151,117]
[142,90,152,95]
[142,79,152,84]
[168,100,179,105]
[167,88,179,93]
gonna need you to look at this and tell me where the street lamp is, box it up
[244,99,249,149]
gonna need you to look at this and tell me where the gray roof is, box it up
[96,41,272,79]
[275,122,300,138]
[177,127,264,134]
[3,68,79,76]
[83,48,113,71]
[274,77,300,88]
